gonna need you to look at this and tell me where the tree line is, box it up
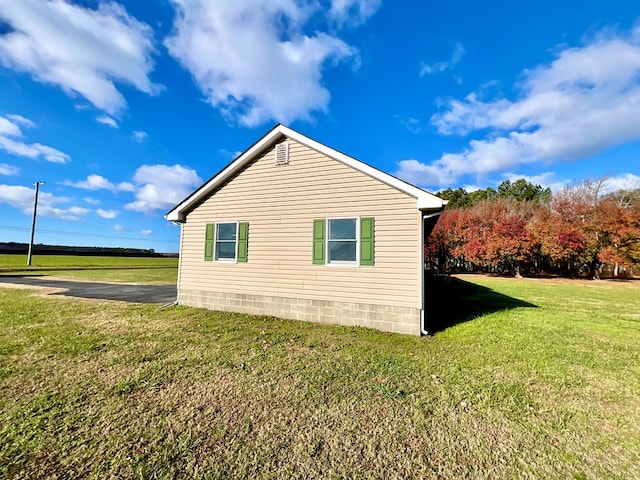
[426,179,640,278]
[0,242,177,258]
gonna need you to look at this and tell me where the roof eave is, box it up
[417,196,447,210]
[165,209,183,223]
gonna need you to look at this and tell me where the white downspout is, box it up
[174,221,184,304]
[421,211,443,336]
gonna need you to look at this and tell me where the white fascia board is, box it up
[165,124,445,222]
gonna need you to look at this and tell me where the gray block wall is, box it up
[178,289,421,335]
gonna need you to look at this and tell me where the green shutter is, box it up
[237,222,248,263]
[360,217,375,266]
[204,223,215,261]
[312,219,325,264]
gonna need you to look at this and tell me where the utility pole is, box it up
[27,181,45,266]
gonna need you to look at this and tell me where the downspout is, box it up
[174,220,185,305]
[421,211,443,336]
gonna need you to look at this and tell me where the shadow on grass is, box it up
[425,274,537,333]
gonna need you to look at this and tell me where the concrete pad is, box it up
[0,276,176,304]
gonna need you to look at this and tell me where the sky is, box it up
[1,0,639,252]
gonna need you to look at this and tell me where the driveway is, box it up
[0,276,177,304]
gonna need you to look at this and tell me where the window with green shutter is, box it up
[312,217,375,266]
[205,221,250,263]
[204,223,215,261]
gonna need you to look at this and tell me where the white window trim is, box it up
[326,217,360,267]
[214,221,239,263]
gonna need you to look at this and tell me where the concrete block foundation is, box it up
[178,289,421,335]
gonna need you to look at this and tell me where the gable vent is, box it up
[275,142,289,165]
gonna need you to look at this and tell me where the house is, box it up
[166,124,446,335]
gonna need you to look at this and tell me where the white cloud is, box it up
[63,174,135,192]
[0,183,88,221]
[96,115,118,128]
[6,114,35,128]
[0,113,70,163]
[125,164,201,215]
[84,197,101,205]
[394,159,448,187]
[140,229,153,236]
[165,0,369,126]
[0,163,19,176]
[601,173,640,194]
[396,116,423,134]
[132,130,147,142]
[30,143,70,163]
[0,116,23,137]
[501,171,555,186]
[218,148,243,159]
[400,27,640,188]
[65,165,201,217]
[0,0,160,115]
[68,205,90,216]
[96,208,119,219]
[420,43,464,76]
[461,184,481,193]
[500,172,569,192]
[329,0,381,26]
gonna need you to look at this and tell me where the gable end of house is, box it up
[165,125,445,222]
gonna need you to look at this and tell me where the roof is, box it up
[165,124,446,222]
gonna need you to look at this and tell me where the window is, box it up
[216,223,237,261]
[312,217,374,266]
[328,218,357,263]
[204,222,249,263]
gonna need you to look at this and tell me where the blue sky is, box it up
[1,0,639,252]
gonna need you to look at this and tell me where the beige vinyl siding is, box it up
[178,139,422,308]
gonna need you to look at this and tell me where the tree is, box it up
[497,179,552,203]
[469,187,498,205]
[436,187,472,209]
[593,197,640,276]
[425,209,468,271]
[430,177,640,278]
[460,200,537,277]
[529,201,588,276]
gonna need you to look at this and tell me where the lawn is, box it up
[0,275,638,479]
[0,254,178,284]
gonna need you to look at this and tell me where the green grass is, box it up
[1,275,639,479]
[0,254,178,284]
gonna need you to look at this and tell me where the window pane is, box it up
[216,241,236,259]
[329,219,356,240]
[329,240,356,262]
[217,223,237,241]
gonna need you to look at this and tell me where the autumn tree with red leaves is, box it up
[426,178,640,278]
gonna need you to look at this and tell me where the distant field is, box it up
[0,254,178,284]
[0,275,638,479]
